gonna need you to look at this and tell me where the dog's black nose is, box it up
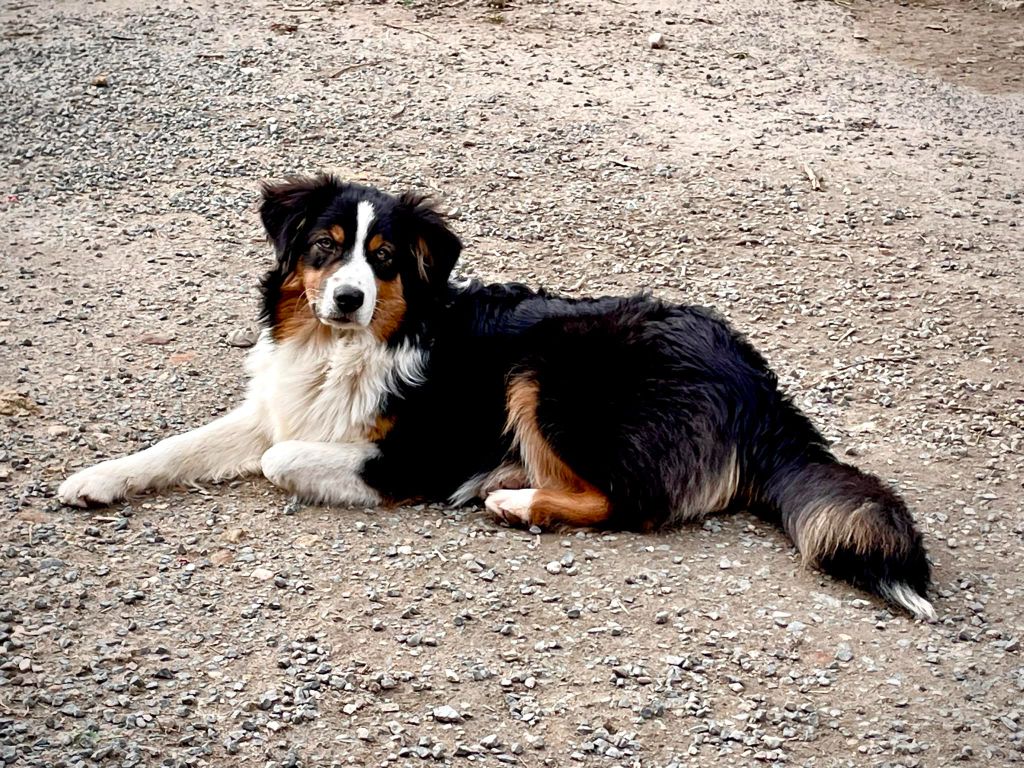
[333,286,364,314]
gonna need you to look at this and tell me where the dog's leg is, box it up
[485,376,613,529]
[260,441,382,507]
[58,404,269,507]
[486,487,611,528]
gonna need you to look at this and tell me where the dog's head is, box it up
[259,174,461,342]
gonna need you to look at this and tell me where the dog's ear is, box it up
[260,175,340,263]
[397,192,462,290]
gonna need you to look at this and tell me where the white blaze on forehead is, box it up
[353,200,375,256]
[317,200,378,328]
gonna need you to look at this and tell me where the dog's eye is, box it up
[372,248,393,265]
[315,237,334,251]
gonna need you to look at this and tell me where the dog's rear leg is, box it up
[260,441,381,507]
[58,405,269,507]
[484,376,612,529]
[486,486,611,528]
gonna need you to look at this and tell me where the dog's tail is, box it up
[755,454,935,621]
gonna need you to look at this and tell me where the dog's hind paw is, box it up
[485,488,537,526]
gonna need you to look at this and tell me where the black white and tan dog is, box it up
[58,174,936,620]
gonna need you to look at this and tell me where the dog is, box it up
[58,174,935,620]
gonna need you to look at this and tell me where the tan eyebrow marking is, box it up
[368,234,385,252]
[328,225,345,244]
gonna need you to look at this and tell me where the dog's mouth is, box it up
[316,313,361,328]
[314,309,370,330]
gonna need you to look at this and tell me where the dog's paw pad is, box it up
[485,488,537,526]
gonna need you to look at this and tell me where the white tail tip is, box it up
[881,582,937,622]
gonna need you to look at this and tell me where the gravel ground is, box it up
[1,0,1023,766]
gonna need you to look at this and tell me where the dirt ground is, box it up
[1,0,1022,766]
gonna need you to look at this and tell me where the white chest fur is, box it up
[245,331,425,444]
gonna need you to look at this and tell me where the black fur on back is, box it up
[359,281,933,617]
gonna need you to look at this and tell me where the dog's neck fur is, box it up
[244,329,425,444]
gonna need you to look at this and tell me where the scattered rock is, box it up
[0,391,38,416]
[432,705,464,724]
[210,549,235,565]
[139,333,175,345]
[226,327,260,348]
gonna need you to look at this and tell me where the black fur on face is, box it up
[257,174,463,337]
[392,191,463,293]
[260,174,345,269]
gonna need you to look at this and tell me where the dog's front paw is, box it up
[485,488,537,526]
[58,462,132,508]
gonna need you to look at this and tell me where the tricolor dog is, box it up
[59,175,935,620]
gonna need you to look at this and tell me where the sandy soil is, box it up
[1,0,1022,766]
